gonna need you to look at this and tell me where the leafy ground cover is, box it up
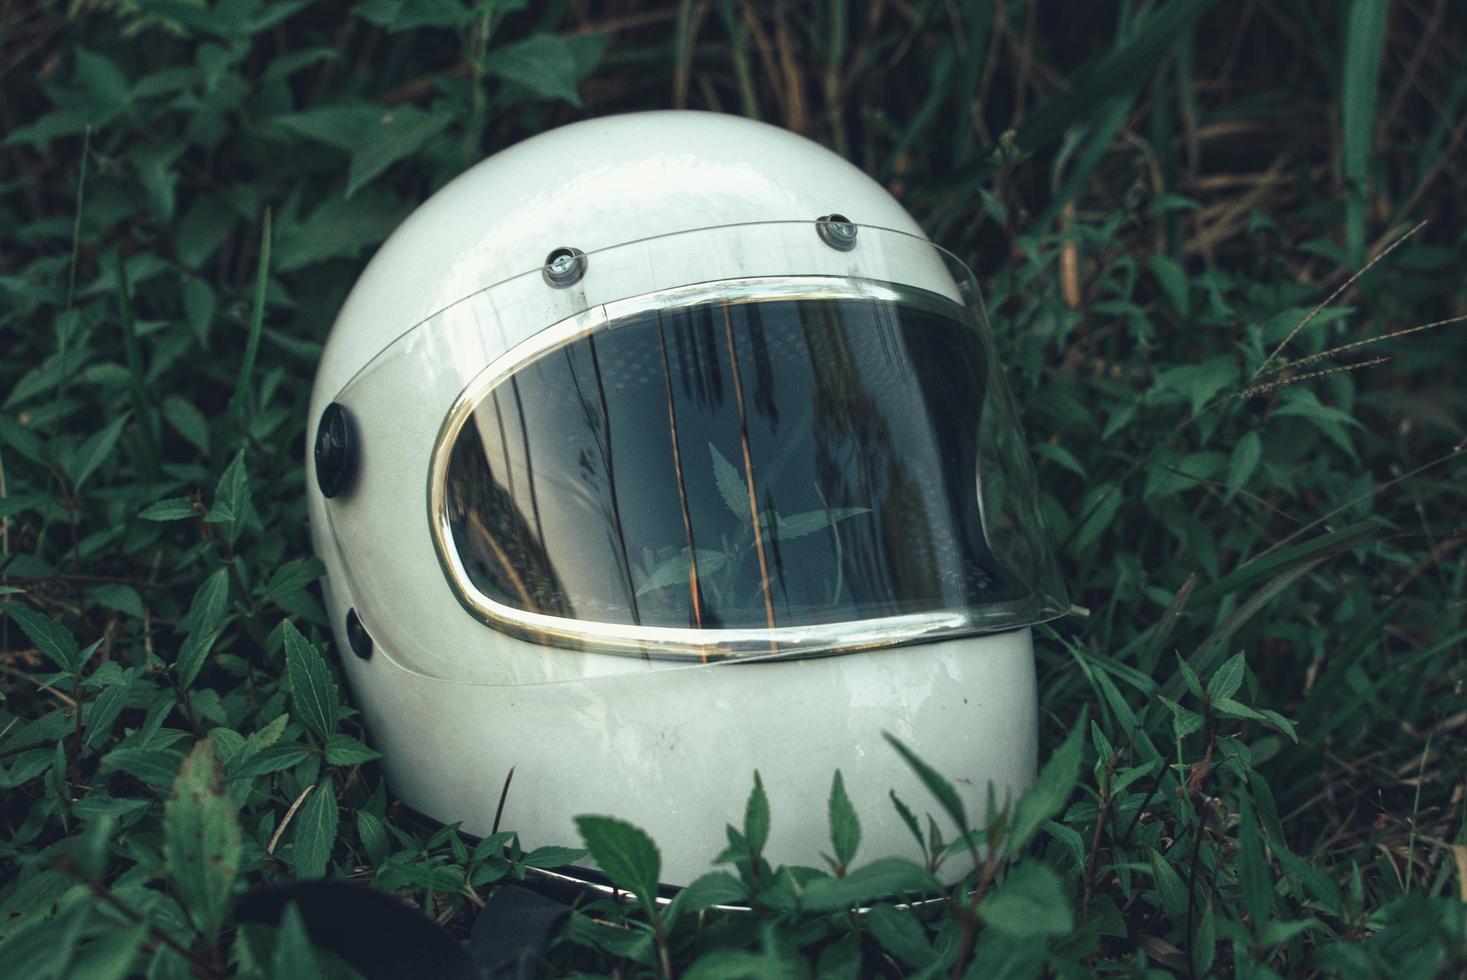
[1,1,1464,976]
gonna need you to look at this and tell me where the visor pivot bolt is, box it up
[314,402,358,499]
[345,608,373,660]
[542,246,587,287]
[816,214,858,251]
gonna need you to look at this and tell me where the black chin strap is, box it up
[234,881,571,979]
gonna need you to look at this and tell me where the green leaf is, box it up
[575,815,661,912]
[2,603,82,675]
[866,904,936,968]
[521,845,590,869]
[484,34,591,106]
[979,862,1073,938]
[88,584,143,619]
[264,557,324,604]
[744,770,770,858]
[1149,254,1190,316]
[139,497,197,521]
[1238,797,1273,926]
[163,741,241,941]
[180,567,230,636]
[884,734,966,836]
[271,902,321,977]
[1213,697,1266,721]
[1206,651,1247,701]
[283,621,338,738]
[292,782,338,878]
[68,413,131,491]
[83,668,136,752]
[1007,712,1086,854]
[346,109,453,199]
[161,396,209,455]
[323,733,380,766]
[674,871,747,914]
[206,450,253,545]
[103,747,185,787]
[800,857,941,911]
[229,742,312,781]
[230,210,270,419]
[1149,847,1188,920]
[710,443,750,523]
[1225,431,1262,502]
[637,549,728,596]
[175,628,220,692]
[827,770,860,869]
[760,507,871,541]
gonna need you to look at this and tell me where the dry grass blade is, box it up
[1255,313,1467,379]
[1235,355,1392,400]
[1250,218,1427,381]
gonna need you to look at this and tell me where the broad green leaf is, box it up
[1149,847,1188,921]
[484,34,591,106]
[264,557,324,604]
[175,628,220,691]
[178,566,229,638]
[827,770,860,869]
[205,450,253,545]
[345,109,453,199]
[674,871,747,914]
[800,857,942,911]
[979,862,1073,938]
[83,668,136,752]
[521,845,590,869]
[229,742,312,781]
[1149,254,1190,316]
[102,747,185,787]
[292,782,338,879]
[163,741,241,941]
[1341,0,1389,263]
[744,770,770,858]
[323,733,380,766]
[2,603,83,675]
[1225,431,1262,502]
[161,395,209,455]
[271,902,321,977]
[575,815,661,912]
[1206,651,1247,701]
[283,621,339,738]
[70,413,131,490]
[139,497,197,521]
[865,904,936,968]
[1007,712,1086,855]
[884,734,966,836]
[87,584,143,619]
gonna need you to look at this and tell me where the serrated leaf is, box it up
[163,741,241,941]
[828,770,860,870]
[229,742,311,781]
[800,857,942,911]
[139,497,197,521]
[575,815,661,912]
[292,782,338,878]
[674,871,747,914]
[357,810,390,866]
[103,747,185,786]
[760,507,871,542]
[744,770,770,858]
[283,621,338,738]
[323,733,380,766]
[70,413,131,490]
[1207,651,1247,701]
[1150,847,1188,920]
[710,443,750,523]
[346,108,453,199]
[483,34,590,106]
[866,903,936,967]
[1213,697,1266,721]
[636,549,728,596]
[175,628,220,691]
[885,734,966,837]
[1226,431,1262,503]
[161,395,209,456]
[979,862,1074,938]
[87,583,144,619]
[2,603,84,675]
[206,450,253,545]
[1007,712,1086,855]
[83,668,136,752]
[265,557,324,604]
[521,845,590,869]
[179,567,230,636]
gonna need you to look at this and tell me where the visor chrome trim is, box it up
[427,275,1047,662]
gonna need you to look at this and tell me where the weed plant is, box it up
[1,2,1464,976]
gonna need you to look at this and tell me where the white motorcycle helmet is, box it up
[306,111,1068,888]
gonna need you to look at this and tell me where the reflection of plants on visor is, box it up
[634,443,870,609]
